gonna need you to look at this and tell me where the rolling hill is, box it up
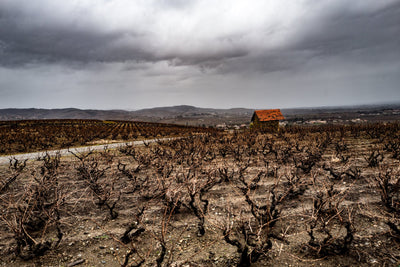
[1,104,399,126]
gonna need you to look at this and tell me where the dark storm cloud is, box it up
[0,0,248,67]
[213,1,400,75]
[0,0,399,109]
[292,2,400,61]
[0,7,152,65]
[1,0,398,73]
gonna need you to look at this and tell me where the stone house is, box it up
[250,109,285,131]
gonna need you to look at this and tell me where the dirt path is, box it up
[0,137,175,165]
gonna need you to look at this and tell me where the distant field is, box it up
[1,105,399,127]
[0,119,216,155]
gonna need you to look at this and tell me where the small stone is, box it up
[67,259,85,267]
[99,245,107,249]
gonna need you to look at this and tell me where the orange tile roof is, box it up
[252,109,285,122]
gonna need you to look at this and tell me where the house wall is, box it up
[251,117,279,132]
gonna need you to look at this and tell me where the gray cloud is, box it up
[0,0,399,109]
[0,0,251,67]
[214,1,400,74]
[293,2,400,59]
[0,10,151,65]
[1,1,398,70]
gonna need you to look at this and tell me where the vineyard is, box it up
[0,119,215,155]
[0,123,400,266]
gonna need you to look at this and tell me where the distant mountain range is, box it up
[1,104,399,126]
[0,106,254,126]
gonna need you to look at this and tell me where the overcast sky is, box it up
[0,0,399,110]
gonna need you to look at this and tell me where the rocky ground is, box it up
[0,124,399,266]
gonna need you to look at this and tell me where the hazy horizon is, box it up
[1,101,400,112]
[1,1,399,110]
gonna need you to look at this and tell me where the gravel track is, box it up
[0,137,174,165]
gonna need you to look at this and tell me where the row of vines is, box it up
[0,123,399,266]
[0,119,216,155]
